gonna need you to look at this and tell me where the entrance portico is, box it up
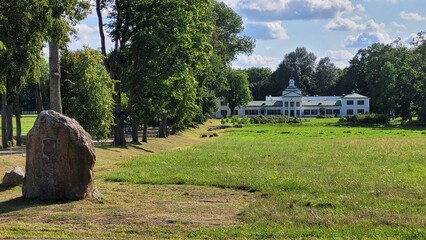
[282,79,302,117]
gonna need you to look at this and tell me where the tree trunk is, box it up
[113,116,126,145]
[142,122,148,143]
[112,80,126,145]
[6,102,13,146]
[158,115,167,138]
[229,106,235,117]
[171,125,177,135]
[49,40,62,113]
[15,112,21,146]
[34,81,44,114]
[131,118,139,143]
[15,96,21,146]
[1,94,7,148]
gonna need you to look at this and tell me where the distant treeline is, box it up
[245,34,426,122]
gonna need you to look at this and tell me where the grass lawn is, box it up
[0,118,425,238]
[0,114,38,136]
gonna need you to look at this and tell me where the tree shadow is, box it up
[0,185,15,192]
[0,196,73,214]
[128,144,154,153]
[96,143,154,153]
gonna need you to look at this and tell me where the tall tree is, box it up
[268,47,317,96]
[47,0,90,113]
[0,0,46,147]
[245,67,272,100]
[221,69,252,116]
[96,0,135,145]
[195,1,254,120]
[313,57,340,96]
[125,0,214,138]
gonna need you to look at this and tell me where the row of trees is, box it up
[246,35,426,122]
[337,35,426,122]
[245,47,341,100]
[0,0,254,147]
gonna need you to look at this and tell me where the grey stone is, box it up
[1,166,24,187]
[22,110,100,200]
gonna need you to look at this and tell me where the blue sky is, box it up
[68,0,426,71]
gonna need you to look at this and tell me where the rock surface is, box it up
[1,166,25,187]
[22,110,100,200]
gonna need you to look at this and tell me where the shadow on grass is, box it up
[0,185,15,192]
[128,144,154,153]
[96,143,154,153]
[0,196,73,214]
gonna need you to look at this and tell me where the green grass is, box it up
[107,118,426,238]
[0,114,37,136]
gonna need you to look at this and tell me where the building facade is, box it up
[215,79,370,118]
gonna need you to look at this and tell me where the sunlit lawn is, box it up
[0,118,425,238]
[107,119,426,238]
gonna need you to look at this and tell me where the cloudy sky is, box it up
[69,0,426,71]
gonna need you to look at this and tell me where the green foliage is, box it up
[339,113,389,125]
[61,47,115,140]
[268,47,317,96]
[221,69,252,115]
[250,115,300,124]
[244,67,272,100]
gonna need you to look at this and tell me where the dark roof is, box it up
[247,101,283,107]
[302,100,341,107]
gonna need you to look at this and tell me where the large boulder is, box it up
[22,110,100,200]
[1,166,25,187]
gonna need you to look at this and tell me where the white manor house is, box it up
[215,79,370,118]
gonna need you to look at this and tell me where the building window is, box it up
[233,110,238,116]
[296,110,300,116]
[245,110,259,115]
[347,100,354,105]
[326,109,333,115]
[285,110,288,115]
[357,100,364,105]
[296,102,300,107]
[311,109,318,115]
[221,110,228,116]
[333,109,340,115]
[347,109,354,115]
[304,109,310,115]
[290,102,295,107]
[357,109,365,114]
[285,102,289,107]
[267,109,281,115]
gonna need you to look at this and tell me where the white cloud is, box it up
[325,49,355,68]
[245,21,289,40]
[223,0,358,21]
[233,54,281,70]
[400,11,426,21]
[327,49,354,60]
[391,21,406,29]
[326,16,358,31]
[68,23,113,51]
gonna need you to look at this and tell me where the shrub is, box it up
[239,116,250,124]
[231,116,240,125]
[339,114,389,125]
[250,115,300,124]
[221,118,226,125]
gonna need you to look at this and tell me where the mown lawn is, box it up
[0,114,38,136]
[107,119,426,238]
[0,118,425,238]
